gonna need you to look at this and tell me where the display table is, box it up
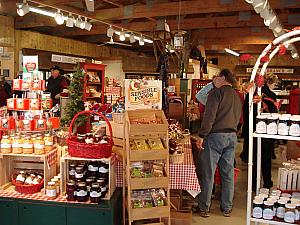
[116,138,201,192]
[0,189,122,225]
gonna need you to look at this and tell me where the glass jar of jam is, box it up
[34,136,45,155]
[97,178,107,197]
[88,161,99,177]
[75,166,84,182]
[256,115,267,134]
[98,162,109,179]
[278,115,290,136]
[69,163,76,180]
[252,199,263,219]
[263,201,274,220]
[76,182,88,202]
[32,175,43,185]
[15,171,26,184]
[86,178,94,194]
[23,136,33,154]
[266,116,278,135]
[12,135,23,154]
[24,174,35,185]
[94,134,102,144]
[85,133,94,144]
[1,135,12,154]
[46,181,57,200]
[290,116,300,137]
[276,199,287,219]
[66,180,76,201]
[90,183,101,203]
[77,136,85,143]
[285,203,296,223]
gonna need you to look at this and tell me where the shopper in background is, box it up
[46,65,68,105]
[194,69,242,218]
[240,73,278,189]
[0,76,11,106]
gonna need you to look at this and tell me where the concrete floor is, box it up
[191,142,283,225]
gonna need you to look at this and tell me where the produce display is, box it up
[131,188,167,209]
[129,138,165,151]
[130,161,165,178]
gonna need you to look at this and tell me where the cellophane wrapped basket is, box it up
[12,179,44,194]
[67,110,113,159]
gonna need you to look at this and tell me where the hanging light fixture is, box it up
[129,33,136,43]
[252,0,267,14]
[139,36,145,46]
[107,25,114,38]
[119,29,126,41]
[85,20,92,31]
[54,9,64,25]
[174,0,184,50]
[66,13,74,27]
[75,16,83,28]
[16,0,29,16]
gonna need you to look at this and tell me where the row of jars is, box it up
[69,161,109,182]
[46,174,61,200]
[15,171,43,185]
[1,133,54,155]
[256,113,300,136]
[66,178,108,203]
[76,133,109,145]
[253,189,300,223]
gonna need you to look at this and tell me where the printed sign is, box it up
[246,68,294,74]
[124,79,162,110]
[23,55,38,73]
[51,54,86,64]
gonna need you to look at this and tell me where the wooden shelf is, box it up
[251,218,297,225]
[131,206,170,221]
[253,132,300,141]
[130,149,168,161]
[61,154,111,162]
[130,177,169,190]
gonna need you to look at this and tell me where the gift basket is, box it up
[67,110,113,159]
[12,171,44,194]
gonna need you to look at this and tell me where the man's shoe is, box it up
[222,209,232,217]
[198,210,210,218]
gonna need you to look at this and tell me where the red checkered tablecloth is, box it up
[116,137,201,191]
[46,149,57,167]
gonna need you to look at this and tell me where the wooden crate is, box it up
[0,150,57,194]
[60,154,116,200]
[131,205,170,221]
[130,177,169,190]
[109,121,125,139]
[126,110,168,135]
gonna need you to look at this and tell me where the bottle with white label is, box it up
[289,116,300,137]
[46,181,57,200]
[276,199,287,219]
[263,201,274,220]
[256,115,267,134]
[266,116,278,135]
[278,115,290,136]
[284,203,296,223]
[253,199,263,218]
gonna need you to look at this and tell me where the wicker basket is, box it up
[170,152,185,164]
[112,112,125,124]
[12,179,44,194]
[67,110,113,159]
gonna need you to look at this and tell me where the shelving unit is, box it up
[125,110,170,225]
[80,63,106,104]
[246,29,300,225]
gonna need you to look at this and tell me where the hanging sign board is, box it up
[23,55,38,73]
[124,79,162,110]
[246,68,294,74]
[51,54,86,64]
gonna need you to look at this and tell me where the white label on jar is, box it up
[69,169,75,176]
[284,211,295,223]
[296,209,300,221]
[46,189,57,197]
[99,167,109,173]
[1,143,11,149]
[90,191,101,198]
[276,207,285,218]
[256,121,267,134]
[85,138,94,144]
[263,208,273,220]
[290,124,300,136]
[75,172,83,179]
[34,144,44,149]
[88,165,98,172]
[101,186,107,192]
[267,123,277,135]
[23,143,33,149]
[12,143,22,148]
[16,174,25,183]
[45,141,53,146]
[76,190,87,197]
[253,207,263,218]
[278,123,289,136]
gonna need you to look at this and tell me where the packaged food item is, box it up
[46,181,57,200]
[129,140,137,150]
[12,135,23,154]
[147,138,164,150]
[76,182,88,202]
[22,136,33,154]
[15,171,26,184]
[131,162,144,178]
[66,180,76,201]
[24,174,35,185]
[32,175,43,185]
[1,135,12,154]
[34,136,45,155]
[134,139,149,150]
[152,189,166,207]
[44,133,54,152]
[90,183,101,203]
[51,178,60,194]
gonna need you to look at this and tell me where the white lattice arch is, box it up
[247,29,300,225]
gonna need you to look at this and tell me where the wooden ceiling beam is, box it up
[102,0,122,8]
[91,0,300,21]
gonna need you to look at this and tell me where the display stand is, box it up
[125,109,170,225]
[246,29,300,225]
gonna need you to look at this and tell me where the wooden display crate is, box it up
[126,110,168,135]
[130,149,168,161]
[130,177,169,190]
[131,205,170,221]
[60,154,116,200]
[0,150,57,194]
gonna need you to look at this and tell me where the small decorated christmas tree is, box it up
[60,65,85,127]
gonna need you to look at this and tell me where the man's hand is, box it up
[196,137,204,151]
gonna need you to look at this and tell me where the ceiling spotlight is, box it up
[291,49,299,59]
[225,48,240,57]
[119,30,126,41]
[139,36,145,46]
[129,33,136,43]
[16,1,29,16]
[66,13,74,28]
[107,25,114,38]
[75,16,83,28]
[54,9,64,25]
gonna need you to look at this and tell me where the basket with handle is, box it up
[12,178,44,194]
[67,110,113,159]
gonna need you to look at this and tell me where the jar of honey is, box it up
[1,135,12,154]
[34,136,45,155]
[22,136,33,154]
[46,181,57,200]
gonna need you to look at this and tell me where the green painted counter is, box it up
[0,189,122,225]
